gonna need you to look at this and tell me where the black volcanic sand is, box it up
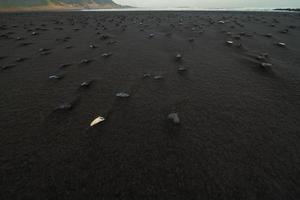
[0,11,300,199]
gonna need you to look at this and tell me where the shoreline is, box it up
[1,8,299,13]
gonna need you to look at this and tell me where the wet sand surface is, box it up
[0,11,300,199]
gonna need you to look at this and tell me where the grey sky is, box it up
[114,0,300,8]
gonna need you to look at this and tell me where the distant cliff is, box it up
[274,8,300,12]
[0,0,122,11]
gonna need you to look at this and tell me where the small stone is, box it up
[16,57,26,62]
[168,113,180,124]
[101,52,112,58]
[55,103,73,111]
[262,53,269,58]
[264,33,272,38]
[280,29,289,34]
[260,62,272,68]
[226,40,234,45]
[277,42,286,47]
[1,64,16,70]
[116,92,130,98]
[175,54,182,61]
[41,51,50,56]
[178,67,187,72]
[143,73,151,78]
[59,63,71,68]
[49,75,62,80]
[149,33,154,38]
[153,75,164,80]
[81,59,90,64]
[80,80,93,87]
[101,34,110,40]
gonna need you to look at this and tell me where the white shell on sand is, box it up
[90,116,105,127]
[226,41,234,45]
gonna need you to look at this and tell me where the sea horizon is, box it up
[82,7,299,12]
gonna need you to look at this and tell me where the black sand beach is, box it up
[0,11,300,199]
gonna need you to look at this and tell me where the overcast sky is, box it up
[114,0,300,8]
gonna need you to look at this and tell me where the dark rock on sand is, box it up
[1,64,16,70]
[260,62,273,69]
[167,113,180,124]
[276,42,286,47]
[101,52,112,58]
[16,57,27,62]
[116,92,130,98]
[49,74,64,80]
[80,80,93,88]
[80,59,91,64]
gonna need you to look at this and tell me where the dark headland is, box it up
[274,8,300,12]
[0,0,125,12]
[0,10,300,199]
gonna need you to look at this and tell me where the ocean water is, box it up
[81,7,293,12]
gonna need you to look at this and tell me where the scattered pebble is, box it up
[49,75,63,80]
[65,45,72,49]
[1,64,16,70]
[59,63,71,68]
[168,113,180,124]
[178,67,187,73]
[264,33,272,38]
[102,52,112,58]
[55,103,73,111]
[116,92,130,98]
[153,75,164,80]
[277,42,286,47]
[260,62,272,69]
[16,57,26,62]
[175,54,182,61]
[143,73,151,78]
[80,80,93,87]
[81,59,90,64]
